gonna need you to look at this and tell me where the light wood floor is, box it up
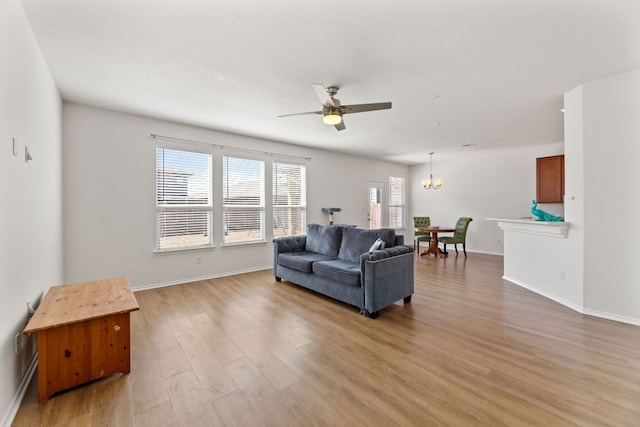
[13,252,640,426]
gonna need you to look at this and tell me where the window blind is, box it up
[389,176,406,229]
[273,162,306,237]
[223,155,265,243]
[156,145,212,250]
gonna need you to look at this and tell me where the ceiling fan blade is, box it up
[342,102,392,114]
[277,110,322,117]
[312,83,337,107]
[334,120,346,131]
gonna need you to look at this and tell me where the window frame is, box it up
[272,161,307,238]
[221,153,266,245]
[388,176,406,229]
[155,142,213,252]
[155,139,309,252]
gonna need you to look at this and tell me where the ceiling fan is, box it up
[278,84,392,131]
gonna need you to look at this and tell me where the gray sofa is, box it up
[273,224,414,318]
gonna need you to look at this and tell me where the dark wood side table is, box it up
[24,277,139,402]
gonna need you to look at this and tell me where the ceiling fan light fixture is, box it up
[322,108,342,125]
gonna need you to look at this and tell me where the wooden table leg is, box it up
[419,232,448,257]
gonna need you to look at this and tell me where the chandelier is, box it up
[422,152,442,190]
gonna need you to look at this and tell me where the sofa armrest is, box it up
[360,244,413,263]
[361,247,414,315]
[273,235,307,254]
[273,235,307,273]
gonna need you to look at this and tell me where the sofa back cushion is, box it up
[338,227,396,263]
[305,224,343,257]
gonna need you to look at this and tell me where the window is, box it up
[389,176,405,229]
[156,144,212,250]
[155,138,308,249]
[223,155,265,244]
[273,162,306,237]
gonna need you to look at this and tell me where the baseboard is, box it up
[582,308,640,326]
[1,353,37,427]
[467,249,504,256]
[132,265,273,292]
[414,247,504,256]
[504,275,585,313]
[503,275,640,326]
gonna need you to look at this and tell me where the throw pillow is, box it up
[368,237,386,252]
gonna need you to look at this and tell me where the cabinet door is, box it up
[38,321,91,398]
[536,155,564,203]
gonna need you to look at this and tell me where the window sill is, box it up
[221,240,268,248]
[154,245,215,255]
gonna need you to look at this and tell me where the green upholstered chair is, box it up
[413,216,431,251]
[438,217,473,256]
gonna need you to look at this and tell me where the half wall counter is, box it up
[487,218,582,313]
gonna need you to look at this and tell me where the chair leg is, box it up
[454,245,458,255]
[443,243,447,254]
[463,244,467,257]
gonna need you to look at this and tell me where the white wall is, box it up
[499,68,640,325]
[409,144,564,255]
[500,225,581,311]
[0,1,62,425]
[63,103,410,289]
[563,85,586,311]
[580,68,640,322]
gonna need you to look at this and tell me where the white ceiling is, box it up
[20,0,640,164]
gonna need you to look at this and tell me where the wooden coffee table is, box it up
[23,277,139,402]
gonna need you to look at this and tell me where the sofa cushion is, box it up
[312,259,361,287]
[305,224,343,257]
[278,252,337,273]
[338,227,396,263]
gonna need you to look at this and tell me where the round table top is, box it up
[415,226,455,233]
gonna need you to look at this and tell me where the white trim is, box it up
[582,308,640,327]
[465,249,504,256]
[154,244,215,255]
[503,276,640,326]
[1,353,38,427]
[503,275,584,313]
[487,218,569,238]
[131,265,272,292]
[221,240,268,248]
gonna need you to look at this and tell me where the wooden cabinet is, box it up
[24,277,139,401]
[536,155,564,203]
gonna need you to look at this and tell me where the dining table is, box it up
[415,226,456,258]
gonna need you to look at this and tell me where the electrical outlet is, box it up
[27,300,35,314]
[196,256,202,265]
[27,300,35,321]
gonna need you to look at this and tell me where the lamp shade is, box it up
[322,109,342,125]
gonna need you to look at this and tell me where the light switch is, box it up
[12,138,18,157]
